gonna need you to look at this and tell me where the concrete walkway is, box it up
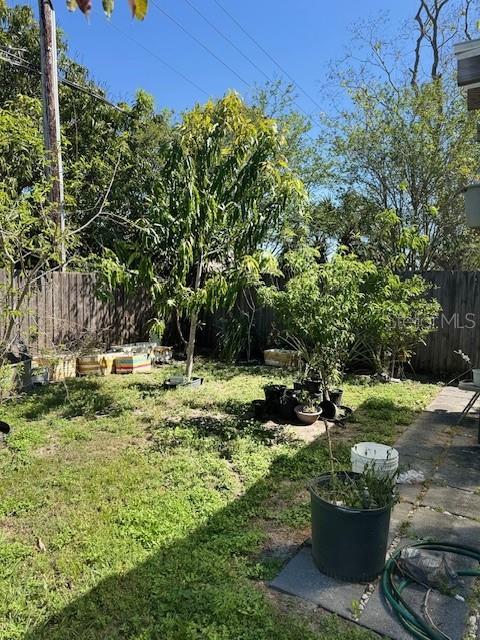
[270,386,480,640]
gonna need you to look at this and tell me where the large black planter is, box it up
[263,384,287,412]
[329,388,344,406]
[309,472,391,582]
[278,389,301,421]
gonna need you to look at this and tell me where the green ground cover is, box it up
[0,361,438,640]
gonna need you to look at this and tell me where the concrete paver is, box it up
[421,484,480,520]
[269,546,364,620]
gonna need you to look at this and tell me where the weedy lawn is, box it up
[0,361,438,640]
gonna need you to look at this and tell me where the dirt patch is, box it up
[260,521,310,561]
[260,583,370,637]
[0,516,32,542]
[254,481,311,561]
[286,420,327,443]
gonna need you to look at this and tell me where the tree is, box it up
[0,4,173,255]
[261,248,374,390]
[303,1,480,269]
[328,79,480,269]
[0,97,75,360]
[105,92,305,380]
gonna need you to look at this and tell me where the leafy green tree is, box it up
[0,4,172,255]
[105,92,305,379]
[0,97,77,358]
[327,80,480,269]
[317,0,480,269]
[261,248,374,390]
[261,247,440,385]
[168,93,304,379]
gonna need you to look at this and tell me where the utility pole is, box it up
[38,0,66,265]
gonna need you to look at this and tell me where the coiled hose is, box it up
[382,541,480,640]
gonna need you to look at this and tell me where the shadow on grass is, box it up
[127,381,168,399]
[148,415,293,457]
[19,390,434,640]
[22,437,339,640]
[19,378,122,421]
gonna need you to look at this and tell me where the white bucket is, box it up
[351,442,399,478]
[473,369,480,386]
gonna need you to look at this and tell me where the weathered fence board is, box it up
[1,269,479,373]
[0,270,152,355]
[412,271,480,374]
[200,271,480,375]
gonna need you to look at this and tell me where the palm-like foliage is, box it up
[112,92,305,378]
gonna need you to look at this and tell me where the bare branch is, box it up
[68,155,122,237]
[464,0,473,39]
[412,3,427,85]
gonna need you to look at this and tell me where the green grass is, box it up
[0,360,437,640]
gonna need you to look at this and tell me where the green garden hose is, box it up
[381,541,480,640]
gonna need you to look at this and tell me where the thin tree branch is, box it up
[68,155,122,236]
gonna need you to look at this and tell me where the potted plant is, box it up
[279,388,301,421]
[328,388,344,406]
[263,384,287,413]
[260,250,372,412]
[300,368,324,395]
[309,466,398,582]
[294,393,322,425]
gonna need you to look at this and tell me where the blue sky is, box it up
[27,0,418,115]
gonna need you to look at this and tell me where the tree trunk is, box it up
[185,255,203,380]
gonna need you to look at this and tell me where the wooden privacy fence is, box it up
[412,271,480,374]
[2,269,480,373]
[0,270,153,355]
[200,271,480,375]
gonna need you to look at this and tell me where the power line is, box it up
[180,0,317,125]
[149,0,250,88]
[0,47,128,112]
[61,75,127,112]
[105,18,210,98]
[212,0,323,112]
[180,0,271,83]
[151,0,318,134]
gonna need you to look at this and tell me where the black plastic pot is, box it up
[329,388,344,406]
[278,389,300,421]
[320,399,338,420]
[309,472,392,582]
[0,421,10,443]
[302,378,323,394]
[263,384,287,412]
[252,399,266,420]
